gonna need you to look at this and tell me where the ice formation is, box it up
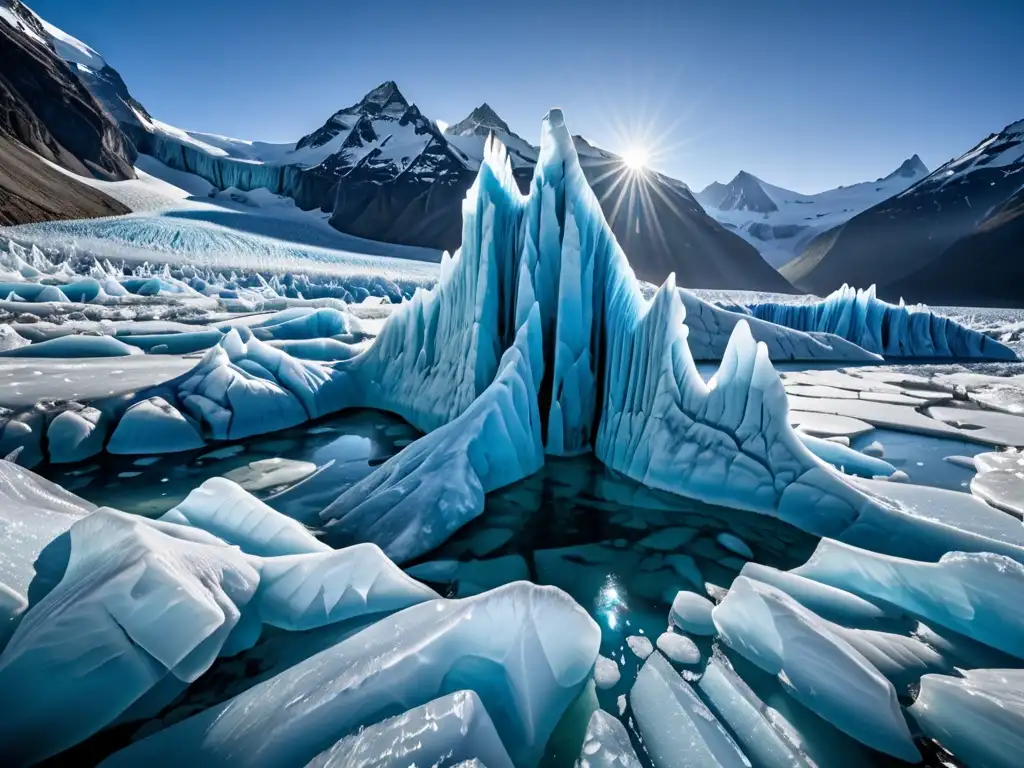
[698,652,816,768]
[0,507,434,765]
[970,449,1024,517]
[576,710,642,768]
[99,582,600,768]
[305,690,514,768]
[909,669,1024,768]
[794,538,1024,659]
[712,576,919,761]
[748,284,1016,360]
[630,651,750,768]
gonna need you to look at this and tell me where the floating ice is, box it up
[304,690,514,768]
[656,631,700,664]
[862,440,885,457]
[716,533,753,559]
[748,284,1016,360]
[794,539,1024,659]
[0,508,433,764]
[594,654,621,689]
[99,583,600,768]
[669,591,717,635]
[631,651,750,768]
[909,669,1024,768]
[626,635,653,660]
[576,710,642,768]
[45,406,106,464]
[798,432,896,478]
[970,450,1024,518]
[712,576,919,761]
[698,651,816,768]
[222,457,318,491]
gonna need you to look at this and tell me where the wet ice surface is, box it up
[40,410,419,520]
[0,356,196,407]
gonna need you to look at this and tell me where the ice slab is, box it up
[594,655,621,689]
[970,450,1024,517]
[0,334,141,358]
[794,539,1024,659]
[789,411,874,438]
[0,508,433,764]
[304,690,514,768]
[798,432,895,478]
[655,631,699,664]
[0,460,95,641]
[712,576,918,761]
[160,477,328,557]
[698,651,815,768]
[926,405,1024,448]
[669,590,717,635]
[576,710,642,768]
[46,406,106,464]
[100,582,600,768]
[222,457,318,491]
[909,669,1024,768]
[631,651,750,768]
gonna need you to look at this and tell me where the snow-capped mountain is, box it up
[783,119,1024,305]
[5,1,793,293]
[696,157,929,267]
[0,0,134,223]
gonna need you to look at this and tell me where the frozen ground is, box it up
[0,112,1022,768]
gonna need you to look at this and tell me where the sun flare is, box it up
[622,145,649,171]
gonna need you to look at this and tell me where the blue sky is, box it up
[29,0,1022,193]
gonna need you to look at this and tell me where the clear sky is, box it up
[28,0,1023,193]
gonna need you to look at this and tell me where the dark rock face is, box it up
[0,1,134,181]
[885,186,1024,308]
[0,134,129,225]
[783,120,1024,305]
[695,181,728,210]
[0,1,136,223]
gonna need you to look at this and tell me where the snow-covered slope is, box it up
[696,157,929,267]
[783,119,1024,305]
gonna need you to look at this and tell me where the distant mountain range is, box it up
[0,2,793,293]
[695,157,930,267]
[783,119,1024,306]
[2,0,1021,304]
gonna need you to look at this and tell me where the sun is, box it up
[622,145,649,171]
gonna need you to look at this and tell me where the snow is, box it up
[700,161,929,267]
[655,631,700,664]
[794,539,1024,659]
[909,669,1024,768]
[576,710,642,768]
[669,591,716,635]
[630,651,750,768]
[305,691,514,768]
[712,576,919,761]
[698,652,816,768]
[98,582,600,768]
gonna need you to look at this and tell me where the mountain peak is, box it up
[358,80,409,113]
[445,102,513,138]
[883,153,929,181]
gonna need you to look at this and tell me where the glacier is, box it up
[748,284,1016,360]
